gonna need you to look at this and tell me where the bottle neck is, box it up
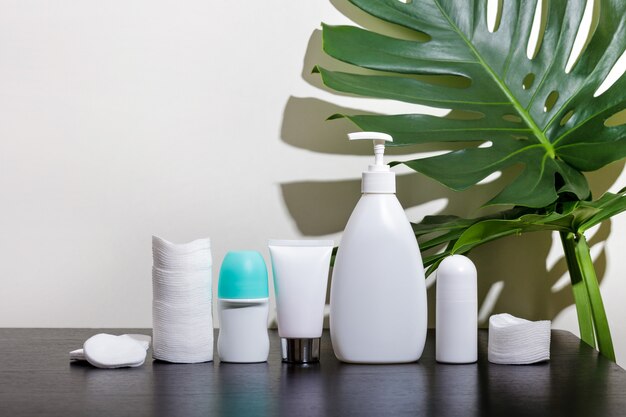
[361,171,396,194]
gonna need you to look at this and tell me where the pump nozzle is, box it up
[348,132,393,171]
[348,131,395,194]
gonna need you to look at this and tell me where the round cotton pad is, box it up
[83,334,147,368]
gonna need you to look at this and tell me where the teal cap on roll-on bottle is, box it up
[218,251,269,299]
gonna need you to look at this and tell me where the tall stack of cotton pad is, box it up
[488,313,551,364]
[152,236,213,363]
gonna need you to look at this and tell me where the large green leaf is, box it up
[317,0,626,207]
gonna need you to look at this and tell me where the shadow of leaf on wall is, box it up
[282,96,460,156]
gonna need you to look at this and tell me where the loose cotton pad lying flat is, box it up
[83,334,148,368]
[70,334,151,363]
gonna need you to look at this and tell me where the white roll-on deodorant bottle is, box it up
[436,254,477,364]
[217,251,270,363]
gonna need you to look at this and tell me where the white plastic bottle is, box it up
[217,251,270,363]
[436,254,477,363]
[330,132,427,364]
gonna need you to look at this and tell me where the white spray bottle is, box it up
[329,132,427,363]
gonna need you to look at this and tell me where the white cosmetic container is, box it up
[330,132,427,364]
[436,254,478,364]
[217,251,270,363]
[268,240,334,363]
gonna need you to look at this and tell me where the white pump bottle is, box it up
[330,132,427,364]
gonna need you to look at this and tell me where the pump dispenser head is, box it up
[348,131,395,193]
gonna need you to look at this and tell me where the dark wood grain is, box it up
[0,329,623,417]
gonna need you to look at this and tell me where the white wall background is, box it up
[1,1,625,365]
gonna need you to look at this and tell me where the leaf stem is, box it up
[560,231,595,348]
[574,233,615,361]
[560,231,615,361]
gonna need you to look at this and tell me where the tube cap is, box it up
[281,338,320,363]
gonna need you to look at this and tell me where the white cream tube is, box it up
[268,239,333,363]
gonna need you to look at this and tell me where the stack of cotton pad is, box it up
[152,236,214,363]
[488,313,551,364]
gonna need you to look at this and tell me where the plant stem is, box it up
[560,232,595,348]
[560,231,615,361]
[574,233,616,361]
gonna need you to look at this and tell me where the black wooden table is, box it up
[0,329,624,416]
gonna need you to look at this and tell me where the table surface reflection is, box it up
[0,329,624,417]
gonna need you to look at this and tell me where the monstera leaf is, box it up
[316,0,626,360]
[316,0,626,208]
